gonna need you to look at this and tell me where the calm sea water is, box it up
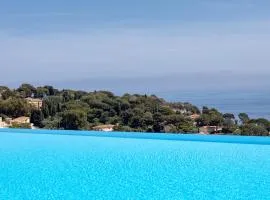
[0,130,270,200]
[158,90,270,119]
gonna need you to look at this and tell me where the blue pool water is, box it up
[0,129,270,200]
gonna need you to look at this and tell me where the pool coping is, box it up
[1,128,270,145]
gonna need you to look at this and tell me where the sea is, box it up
[157,90,270,120]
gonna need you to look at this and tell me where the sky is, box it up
[1,0,270,93]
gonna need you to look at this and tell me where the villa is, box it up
[0,117,8,128]
[189,114,200,120]
[26,97,43,110]
[199,126,222,134]
[11,116,31,124]
[92,124,115,132]
[0,116,33,129]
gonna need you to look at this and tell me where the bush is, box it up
[240,124,269,136]
[10,123,32,129]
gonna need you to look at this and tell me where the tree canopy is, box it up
[0,84,269,136]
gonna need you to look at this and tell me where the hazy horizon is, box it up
[1,1,270,93]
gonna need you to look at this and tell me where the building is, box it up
[0,117,8,128]
[188,114,201,126]
[26,98,43,110]
[189,114,200,120]
[92,124,115,132]
[11,117,33,128]
[199,126,222,134]
[11,116,30,124]
[0,116,33,128]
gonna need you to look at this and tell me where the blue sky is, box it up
[1,0,270,92]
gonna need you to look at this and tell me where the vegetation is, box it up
[0,84,269,136]
[10,123,32,129]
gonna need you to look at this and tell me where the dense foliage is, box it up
[0,84,269,136]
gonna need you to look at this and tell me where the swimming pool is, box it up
[0,129,269,200]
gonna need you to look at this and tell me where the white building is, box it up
[0,117,8,128]
[92,124,115,132]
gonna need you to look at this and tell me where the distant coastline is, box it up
[0,84,269,136]
[157,89,270,120]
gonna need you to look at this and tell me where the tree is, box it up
[74,91,88,100]
[164,124,178,133]
[222,113,236,133]
[177,118,197,133]
[119,100,130,111]
[0,113,8,120]
[159,106,174,115]
[142,112,154,126]
[60,109,88,130]
[223,113,235,119]
[164,114,184,125]
[248,118,270,132]
[0,98,33,118]
[238,113,249,124]
[196,108,224,126]
[61,101,90,113]
[222,118,237,133]
[10,123,31,129]
[99,111,110,124]
[241,123,268,136]
[202,106,210,114]
[42,116,61,129]
[0,86,9,94]
[169,102,200,115]
[120,110,134,125]
[87,109,103,123]
[36,87,49,98]
[30,110,44,127]
[42,96,62,117]
[0,86,14,100]
[17,83,36,98]
[108,116,120,125]
[153,113,164,132]
[196,115,210,127]
[114,125,133,132]
[130,116,142,129]
[44,85,58,96]
[62,90,75,102]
